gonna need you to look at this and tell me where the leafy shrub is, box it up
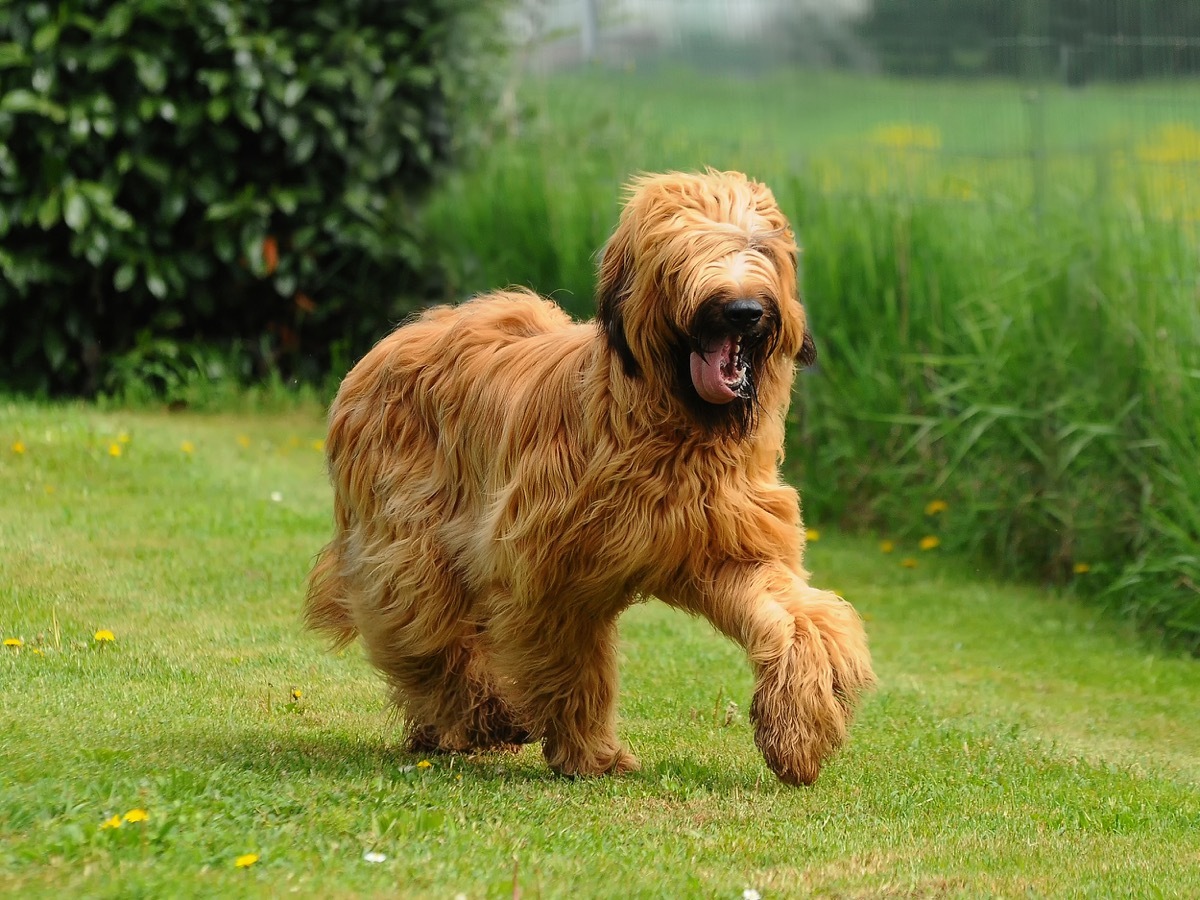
[0,0,507,394]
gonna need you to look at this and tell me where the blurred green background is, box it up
[2,0,1198,650]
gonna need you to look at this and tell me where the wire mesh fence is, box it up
[516,0,1200,224]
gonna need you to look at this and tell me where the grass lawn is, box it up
[2,400,1198,897]
[529,67,1200,157]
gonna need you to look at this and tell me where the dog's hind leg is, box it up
[389,644,530,754]
[349,533,531,754]
[673,566,874,786]
[383,642,532,755]
[485,598,639,777]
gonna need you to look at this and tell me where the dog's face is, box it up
[596,170,813,435]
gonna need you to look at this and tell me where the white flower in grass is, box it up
[270,491,283,503]
[363,851,387,863]
[743,890,762,900]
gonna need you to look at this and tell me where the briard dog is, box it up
[305,170,874,785]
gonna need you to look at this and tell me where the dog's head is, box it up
[596,170,813,435]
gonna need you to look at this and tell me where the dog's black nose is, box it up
[724,299,763,329]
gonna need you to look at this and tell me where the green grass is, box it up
[3,401,1199,897]
[498,66,1200,222]
[523,66,1200,157]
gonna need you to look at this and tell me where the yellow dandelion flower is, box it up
[237,435,251,449]
[234,853,259,868]
[32,647,44,655]
[44,485,56,494]
[4,637,23,648]
[924,499,948,516]
[869,123,942,151]
[180,441,195,454]
[290,688,303,701]
[1073,562,1091,575]
[311,439,325,452]
[900,557,919,569]
[919,535,940,551]
[94,629,115,642]
[123,808,149,823]
[11,440,25,454]
[805,528,820,542]
[118,432,131,444]
[1136,124,1200,164]
[108,443,122,457]
[416,759,433,769]
[879,540,895,553]
[100,814,122,830]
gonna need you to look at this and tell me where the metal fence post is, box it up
[581,0,599,61]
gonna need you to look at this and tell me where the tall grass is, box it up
[786,184,1200,647]
[421,70,1200,651]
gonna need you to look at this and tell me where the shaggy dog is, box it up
[305,170,874,785]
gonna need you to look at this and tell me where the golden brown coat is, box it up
[306,170,874,784]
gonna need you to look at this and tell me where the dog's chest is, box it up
[483,454,775,597]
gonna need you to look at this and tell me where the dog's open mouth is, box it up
[690,337,750,405]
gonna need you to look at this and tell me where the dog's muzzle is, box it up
[690,299,763,405]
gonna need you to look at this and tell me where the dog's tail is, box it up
[304,538,358,649]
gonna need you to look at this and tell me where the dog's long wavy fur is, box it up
[305,170,874,784]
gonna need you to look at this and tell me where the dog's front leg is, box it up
[677,566,874,785]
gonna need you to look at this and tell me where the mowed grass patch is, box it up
[2,401,1199,897]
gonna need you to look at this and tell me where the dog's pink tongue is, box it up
[690,343,736,404]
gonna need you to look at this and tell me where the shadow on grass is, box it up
[124,722,780,795]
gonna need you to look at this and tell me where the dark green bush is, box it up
[0,0,507,394]
[859,0,1200,80]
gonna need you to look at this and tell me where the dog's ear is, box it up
[596,225,641,378]
[797,330,817,368]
